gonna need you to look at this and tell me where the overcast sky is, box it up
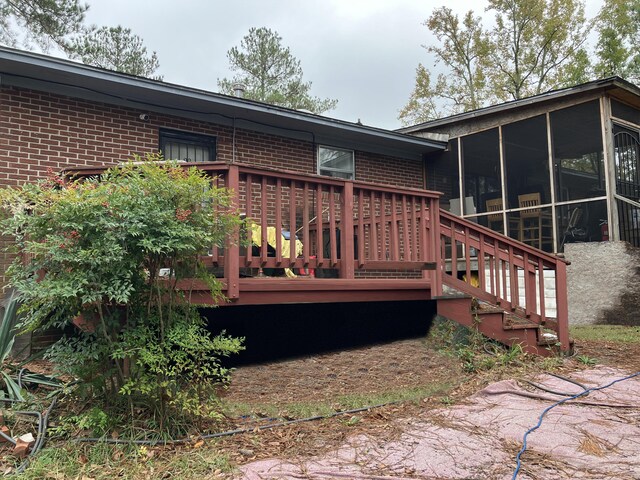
[82,0,604,130]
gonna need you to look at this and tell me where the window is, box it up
[159,129,216,162]
[550,101,604,202]
[317,146,354,179]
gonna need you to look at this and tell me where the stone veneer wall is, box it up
[565,241,640,326]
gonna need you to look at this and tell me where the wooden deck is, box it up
[183,277,433,306]
[73,161,571,355]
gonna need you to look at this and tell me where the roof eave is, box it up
[0,47,446,159]
[398,76,640,134]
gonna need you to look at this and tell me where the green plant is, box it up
[50,407,113,437]
[496,343,525,366]
[0,157,244,431]
[0,291,24,401]
[576,354,597,366]
[440,396,454,406]
[344,415,361,426]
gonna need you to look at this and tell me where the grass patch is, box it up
[222,381,455,421]
[570,325,640,343]
[20,442,232,480]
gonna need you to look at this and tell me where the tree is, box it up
[399,64,443,125]
[400,8,489,125]
[594,0,640,83]
[400,0,591,125]
[68,26,162,79]
[0,0,87,51]
[0,158,243,430]
[218,27,337,114]
[486,0,590,101]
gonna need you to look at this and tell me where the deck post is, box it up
[555,259,570,353]
[340,181,355,279]
[225,164,240,301]
[430,197,443,297]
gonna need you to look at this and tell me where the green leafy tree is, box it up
[399,64,445,125]
[486,0,591,100]
[400,8,489,125]
[400,0,591,124]
[0,0,87,51]
[0,158,243,431]
[68,25,162,79]
[594,0,640,83]
[218,27,337,114]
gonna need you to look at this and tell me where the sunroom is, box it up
[403,77,640,255]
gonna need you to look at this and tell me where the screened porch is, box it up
[427,97,640,253]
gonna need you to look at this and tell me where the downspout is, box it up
[232,117,236,164]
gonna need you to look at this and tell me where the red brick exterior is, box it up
[0,86,425,290]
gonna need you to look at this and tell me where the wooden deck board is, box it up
[181,278,433,306]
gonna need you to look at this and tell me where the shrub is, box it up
[0,156,244,429]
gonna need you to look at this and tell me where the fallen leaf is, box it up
[112,449,124,460]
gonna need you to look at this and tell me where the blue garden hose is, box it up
[512,370,640,479]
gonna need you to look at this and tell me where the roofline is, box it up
[0,46,446,154]
[398,77,640,133]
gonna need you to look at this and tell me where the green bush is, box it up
[0,157,244,429]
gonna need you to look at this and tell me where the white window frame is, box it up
[317,145,355,180]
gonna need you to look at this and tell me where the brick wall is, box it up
[0,85,425,290]
[357,152,423,189]
[0,86,424,185]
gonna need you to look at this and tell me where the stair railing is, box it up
[438,210,570,352]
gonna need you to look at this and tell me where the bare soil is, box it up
[214,334,640,474]
[221,338,458,405]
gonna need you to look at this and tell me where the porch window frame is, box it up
[317,145,355,180]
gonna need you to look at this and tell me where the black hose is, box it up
[521,379,581,397]
[547,372,588,391]
[522,372,589,398]
[0,428,16,445]
[15,396,58,475]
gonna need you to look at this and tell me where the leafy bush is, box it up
[0,157,244,428]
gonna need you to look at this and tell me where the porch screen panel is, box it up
[550,101,604,202]
[612,99,640,126]
[614,125,640,199]
[557,200,608,252]
[426,139,459,207]
[461,128,501,222]
[617,199,640,247]
[503,115,550,209]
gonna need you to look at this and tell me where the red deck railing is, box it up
[439,210,570,350]
[68,161,570,352]
[197,163,442,295]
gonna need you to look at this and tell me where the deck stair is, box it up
[435,210,572,356]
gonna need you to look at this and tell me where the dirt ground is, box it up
[213,335,640,479]
[220,338,459,406]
